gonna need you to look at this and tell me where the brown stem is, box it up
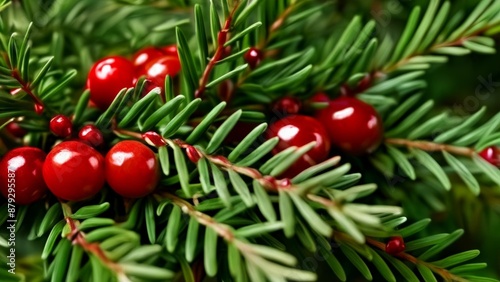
[159,192,235,242]
[61,203,123,274]
[195,2,240,98]
[385,138,475,157]
[256,4,295,50]
[364,236,468,282]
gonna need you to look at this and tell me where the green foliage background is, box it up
[1,0,500,281]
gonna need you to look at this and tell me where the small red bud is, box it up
[50,114,72,138]
[142,131,167,147]
[479,146,500,167]
[279,178,292,188]
[5,122,27,138]
[260,175,277,190]
[244,47,264,69]
[385,236,406,255]
[34,103,44,115]
[186,145,201,163]
[78,125,104,147]
[272,97,302,115]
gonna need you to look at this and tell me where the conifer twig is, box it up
[61,203,126,278]
[195,1,241,98]
[385,138,475,157]
[382,24,497,73]
[363,236,468,282]
[11,69,45,114]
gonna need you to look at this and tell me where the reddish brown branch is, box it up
[385,138,475,157]
[11,69,45,114]
[62,203,123,273]
[195,2,241,98]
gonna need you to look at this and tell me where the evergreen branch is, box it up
[160,191,317,281]
[363,236,468,282]
[382,22,497,73]
[60,203,127,279]
[195,1,241,98]
[385,138,475,158]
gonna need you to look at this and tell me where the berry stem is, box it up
[385,138,475,157]
[195,1,240,98]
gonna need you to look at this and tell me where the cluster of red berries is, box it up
[266,93,384,177]
[0,137,160,204]
[86,45,180,110]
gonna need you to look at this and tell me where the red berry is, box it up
[87,56,135,110]
[162,44,179,57]
[310,93,330,103]
[50,114,73,138]
[0,147,48,205]
[132,47,165,75]
[6,122,27,138]
[143,56,181,94]
[43,141,105,201]
[266,115,331,178]
[105,140,160,198]
[244,47,263,69]
[385,236,406,255]
[78,125,104,147]
[315,96,383,155]
[479,146,500,167]
[272,97,302,115]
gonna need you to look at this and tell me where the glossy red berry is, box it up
[244,47,264,69]
[5,122,27,138]
[78,125,104,147]
[50,114,73,138]
[316,96,383,155]
[272,97,302,115]
[105,140,160,198]
[87,56,135,110]
[43,141,105,201]
[479,146,500,167]
[132,47,165,75]
[385,236,406,255]
[143,56,181,94]
[266,115,331,178]
[0,147,48,205]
